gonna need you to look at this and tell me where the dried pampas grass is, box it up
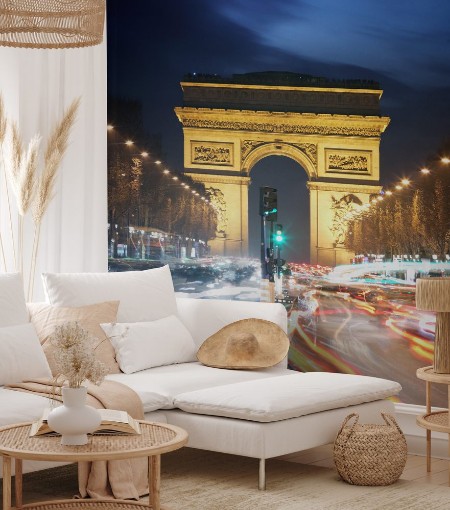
[0,93,80,298]
[4,124,41,216]
[33,97,80,224]
[5,122,23,188]
[18,134,40,216]
[0,94,7,270]
[3,126,41,273]
[0,94,6,144]
[28,97,80,300]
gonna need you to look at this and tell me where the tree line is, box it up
[345,143,450,260]
[107,133,220,256]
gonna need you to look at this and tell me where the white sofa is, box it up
[0,293,401,489]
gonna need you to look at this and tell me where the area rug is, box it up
[2,448,449,509]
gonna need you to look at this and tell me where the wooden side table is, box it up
[416,366,450,486]
[0,421,188,510]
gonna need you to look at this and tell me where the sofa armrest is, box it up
[176,297,287,347]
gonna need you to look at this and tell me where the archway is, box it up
[175,72,390,266]
[248,155,309,263]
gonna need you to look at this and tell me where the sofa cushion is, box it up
[29,301,121,375]
[101,316,197,374]
[42,265,177,323]
[0,387,51,427]
[0,323,52,385]
[0,273,28,327]
[106,362,290,413]
[173,372,402,422]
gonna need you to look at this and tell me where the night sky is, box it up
[107,0,450,263]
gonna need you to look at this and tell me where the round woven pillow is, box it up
[333,412,407,486]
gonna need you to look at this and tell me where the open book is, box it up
[30,408,141,437]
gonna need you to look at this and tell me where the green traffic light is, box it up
[274,224,284,243]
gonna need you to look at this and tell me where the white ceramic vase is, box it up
[47,386,102,445]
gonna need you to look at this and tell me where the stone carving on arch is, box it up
[241,141,317,178]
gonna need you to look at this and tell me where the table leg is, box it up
[2,455,12,510]
[426,381,431,472]
[448,432,450,487]
[149,454,161,510]
[426,430,431,472]
[448,386,450,486]
[15,458,23,508]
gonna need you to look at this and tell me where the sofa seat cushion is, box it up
[173,372,402,423]
[106,362,290,413]
[0,387,50,427]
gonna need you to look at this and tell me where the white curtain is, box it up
[0,37,107,301]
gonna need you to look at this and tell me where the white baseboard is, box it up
[394,403,449,459]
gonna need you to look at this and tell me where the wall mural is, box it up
[108,96,450,410]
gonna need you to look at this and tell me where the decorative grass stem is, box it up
[27,97,80,299]
[27,222,41,302]
[0,95,8,270]
[18,214,23,275]
[0,148,16,270]
[0,153,8,271]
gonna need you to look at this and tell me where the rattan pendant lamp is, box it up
[0,0,105,49]
[416,277,450,373]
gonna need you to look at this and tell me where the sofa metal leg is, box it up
[259,458,266,490]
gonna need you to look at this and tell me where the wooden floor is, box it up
[280,444,450,487]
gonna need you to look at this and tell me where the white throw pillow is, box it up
[101,315,197,374]
[0,273,28,327]
[42,265,177,323]
[0,323,52,385]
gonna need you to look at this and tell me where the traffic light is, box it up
[259,187,277,221]
[274,224,284,244]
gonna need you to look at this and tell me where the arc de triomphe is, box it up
[175,72,390,266]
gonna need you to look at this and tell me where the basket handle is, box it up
[337,413,359,436]
[381,412,403,434]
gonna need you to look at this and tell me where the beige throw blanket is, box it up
[8,378,148,500]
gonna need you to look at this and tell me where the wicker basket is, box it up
[333,412,407,486]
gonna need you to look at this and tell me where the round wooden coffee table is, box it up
[0,421,188,510]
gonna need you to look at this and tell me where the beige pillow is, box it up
[28,301,121,375]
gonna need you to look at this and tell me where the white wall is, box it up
[0,38,107,300]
